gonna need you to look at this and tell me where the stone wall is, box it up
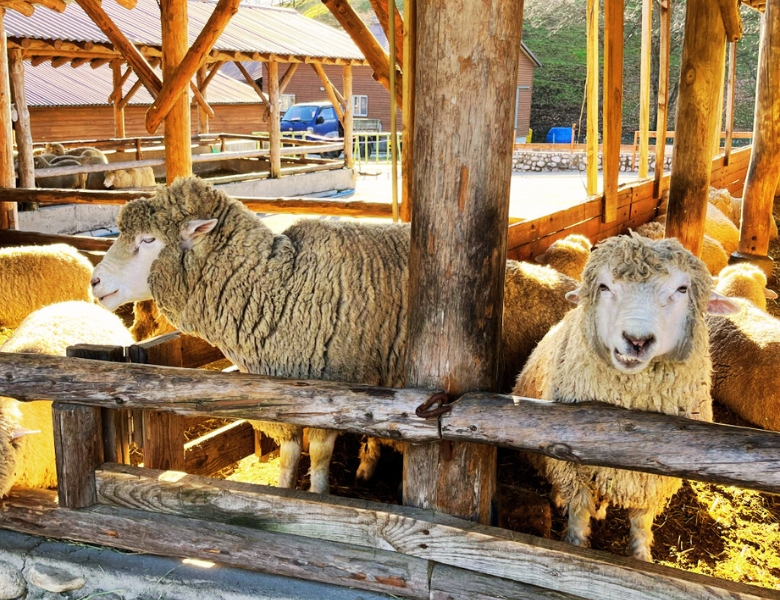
[512,150,673,173]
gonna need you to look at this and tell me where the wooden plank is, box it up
[602,0,624,223]
[94,465,780,600]
[430,564,584,600]
[268,61,281,178]
[400,0,415,222]
[0,489,431,600]
[629,194,660,219]
[0,229,114,251]
[0,9,17,230]
[506,198,602,249]
[184,419,255,476]
[388,0,399,222]
[586,0,599,195]
[52,403,102,508]
[9,49,34,192]
[111,60,126,138]
[509,217,603,261]
[342,64,353,168]
[638,0,652,179]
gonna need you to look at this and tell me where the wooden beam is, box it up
[0,229,114,251]
[70,57,90,68]
[0,9,17,230]
[160,0,192,181]
[33,0,66,10]
[311,62,344,124]
[267,61,281,179]
[321,0,403,108]
[602,0,624,223]
[117,78,143,110]
[90,58,110,69]
[195,65,209,134]
[719,0,744,41]
[29,56,48,67]
[586,0,599,196]
[50,56,71,68]
[653,0,671,198]
[713,44,727,156]
[201,60,224,92]
[188,81,214,120]
[111,60,126,138]
[0,1,33,17]
[400,0,415,222]
[638,0,652,179]
[184,420,255,476]
[75,0,162,97]
[738,0,780,258]
[724,41,738,165]
[145,0,240,134]
[343,64,353,168]
[368,0,404,68]
[666,0,726,256]
[278,62,298,95]
[389,0,399,221]
[9,49,34,191]
[234,61,268,105]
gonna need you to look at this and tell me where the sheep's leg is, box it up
[308,428,338,494]
[356,436,382,481]
[563,486,595,548]
[628,507,655,562]
[276,428,303,489]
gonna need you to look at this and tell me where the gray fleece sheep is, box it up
[534,234,592,280]
[513,233,738,561]
[92,177,578,493]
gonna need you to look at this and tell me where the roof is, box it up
[23,60,263,107]
[521,42,542,68]
[5,0,368,65]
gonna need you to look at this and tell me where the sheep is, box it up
[512,233,739,561]
[534,234,592,280]
[708,186,778,240]
[657,194,740,255]
[0,244,94,328]
[714,263,777,311]
[35,157,87,190]
[130,299,178,341]
[43,142,66,155]
[104,167,156,189]
[635,221,728,276]
[0,301,134,496]
[91,177,580,493]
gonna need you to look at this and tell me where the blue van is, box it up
[280,101,343,138]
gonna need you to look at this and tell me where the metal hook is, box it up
[415,392,451,419]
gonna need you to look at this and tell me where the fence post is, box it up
[53,403,103,509]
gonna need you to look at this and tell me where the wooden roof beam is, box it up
[0,1,33,17]
[90,58,111,69]
[311,62,344,124]
[321,0,402,107]
[30,56,48,67]
[278,62,298,95]
[70,57,90,68]
[145,0,241,134]
[50,56,70,68]
[199,60,224,93]
[32,0,66,11]
[189,82,214,121]
[368,0,404,68]
[76,0,162,96]
[234,60,268,105]
[718,0,743,41]
[117,78,142,109]
[112,0,137,9]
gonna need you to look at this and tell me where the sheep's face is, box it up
[91,232,166,311]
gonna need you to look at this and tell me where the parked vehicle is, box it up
[280,101,343,158]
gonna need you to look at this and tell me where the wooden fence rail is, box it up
[2,352,780,495]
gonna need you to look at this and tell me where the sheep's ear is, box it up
[564,288,581,304]
[706,291,740,315]
[181,219,218,249]
[534,253,546,264]
[103,172,114,188]
[765,288,778,300]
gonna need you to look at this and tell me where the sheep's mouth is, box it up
[98,290,118,303]
[613,349,649,372]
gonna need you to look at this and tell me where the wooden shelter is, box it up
[0,0,780,596]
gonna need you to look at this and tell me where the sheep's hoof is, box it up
[562,531,590,548]
[631,546,653,562]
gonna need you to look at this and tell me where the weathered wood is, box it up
[0,228,114,251]
[602,0,623,222]
[586,0,599,196]
[110,60,126,138]
[195,66,209,134]
[0,489,431,600]
[653,0,671,198]
[52,403,102,508]
[160,0,192,180]
[388,0,399,222]
[0,9,17,230]
[234,61,269,107]
[94,465,780,600]
[719,0,743,42]
[666,0,726,255]
[713,46,727,156]
[9,48,34,205]
[184,419,255,476]
[75,0,162,97]
[321,0,403,108]
[117,78,144,111]
[429,564,583,600]
[145,0,240,134]
[0,0,33,16]
[638,0,652,179]
[368,0,404,69]
[311,63,344,124]
[402,0,524,524]
[342,65,353,168]
[67,344,129,465]
[400,0,415,222]
[267,61,281,179]
[724,41,737,165]
[738,0,780,258]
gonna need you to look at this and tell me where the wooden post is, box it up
[737,0,780,260]
[602,0,623,223]
[389,0,399,222]
[8,49,33,195]
[713,45,727,156]
[53,403,103,508]
[0,9,17,230]
[586,0,599,196]
[724,41,737,166]
[368,0,404,69]
[111,60,126,138]
[161,0,192,182]
[665,0,726,255]
[653,0,671,198]
[638,0,652,179]
[196,65,209,134]
[402,0,524,524]
[268,61,281,179]
[400,0,416,223]
[343,64,353,168]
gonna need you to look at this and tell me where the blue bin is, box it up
[545,127,573,144]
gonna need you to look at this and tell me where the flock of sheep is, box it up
[1,176,779,565]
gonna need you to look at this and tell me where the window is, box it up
[320,107,336,121]
[280,94,296,113]
[353,95,368,117]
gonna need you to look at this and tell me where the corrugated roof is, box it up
[23,60,263,107]
[5,0,366,62]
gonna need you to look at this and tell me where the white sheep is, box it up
[91,178,580,493]
[635,221,728,276]
[708,186,778,240]
[0,301,134,496]
[714,263,777,311]
[130,299,178,342]
[534,234,592,280]
[104,167,156,189]
[0,244,94,328]
[657,194,740,255]
[513,233,738,561]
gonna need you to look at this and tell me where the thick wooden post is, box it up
[53,403,103,508]
[343,65,353,168]
[268,61,281,179]
[402,0,523,524]
[196,65,209,135]
[602,0,624,222]
[738,0,780,260]
[724,41,737,166]
[653,0,671,198]
[638,0,652,179]
[161,0,192,182]
[0,9,17,230]
[665,0,726,256]
[111,60,126,138]
[586,0,599,196]
[400,0,416,222]
[8,49,33,197]
[712,45,727,156]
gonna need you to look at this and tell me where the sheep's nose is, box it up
[90,276,100,288]
[623,332,655,352]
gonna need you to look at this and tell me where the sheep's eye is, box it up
[676,286,688,294]
[599,283,610,292]
[140,236,155,245]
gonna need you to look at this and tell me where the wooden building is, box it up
[514,42,541,142]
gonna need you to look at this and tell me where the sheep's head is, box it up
[568,233,738,374]
[91,177,225,311]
